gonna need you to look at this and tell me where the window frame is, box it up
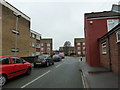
[101,42,107,54]
[116,31,120,43]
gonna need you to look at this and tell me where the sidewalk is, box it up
[79,57,119,88]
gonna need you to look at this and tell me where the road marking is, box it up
[55,64,62,68]
[81,72,89,88]
[21,70,51,88]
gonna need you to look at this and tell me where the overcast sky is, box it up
[5,0,119,50]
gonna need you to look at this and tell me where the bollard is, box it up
[81,57,82,61]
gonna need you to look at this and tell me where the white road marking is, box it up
[21,70,51,88]
[55,64,62,68]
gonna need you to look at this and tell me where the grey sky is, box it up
[5,0,119,50]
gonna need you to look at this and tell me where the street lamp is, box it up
[13,12,21,55]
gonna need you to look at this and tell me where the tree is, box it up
[63,41,71,56]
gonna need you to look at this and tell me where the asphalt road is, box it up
[3,57,83,88]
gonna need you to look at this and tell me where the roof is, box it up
[98,23,120,41]
[112,4,120,13]
[0,0,30,21]
[41,38,52,40]
[74,38,85,42]
[30,30,41,36]
[85,11,120,19]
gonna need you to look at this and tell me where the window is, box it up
[78,52,81,55]
[0,57,10,64]
[36,44,40,48]
[41,48,44,51]
[32,33,36,38]
[12,29,19,35]
[41,43,44,46]
[32,42,35,47]
[77,47,81,50]
[77,43,80,45]
[11,48,19,52]
[47,48,50,51]
[11,57,23,64]
[116,31,120,43]
[107,19,119,31]
[83,47,85,50]
[36,52,40,55]
[83,42,85,45]
[102,42,107,54]
[47,43,50,46]
[36,35,41,40]
[32,52,35,56]
[83,51,85,55]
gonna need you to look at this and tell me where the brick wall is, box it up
[2,5,30,57]
[99,29,120,74]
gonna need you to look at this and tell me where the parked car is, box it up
[0,55,32,86]
[53,54,62,62]
[33,55,54,68]
[59,53,65,59]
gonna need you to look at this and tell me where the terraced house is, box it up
[0,0,31,57]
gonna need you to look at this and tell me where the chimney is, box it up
[111,3,120,12]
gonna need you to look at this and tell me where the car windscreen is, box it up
[38,56,47,59]
[0,57,10,64]
[53,55,59,57]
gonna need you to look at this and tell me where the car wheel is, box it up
[26,68,31,75]
[52,62,54,65]
[0,75,7,86]
[46,62,49,67]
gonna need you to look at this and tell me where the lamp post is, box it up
[13,12,21,55]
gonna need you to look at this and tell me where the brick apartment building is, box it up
[74,38,85,57]
[59,46,74,56]
[30,30,41,56]
[98,23,120,74]
[0,0,31,57]
[40,38,53,55]
[84,4,120,66]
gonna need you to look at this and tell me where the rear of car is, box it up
[59,53,65,59]
[33,55,54,68]
[0,55,32,86]
[53,55,62,62]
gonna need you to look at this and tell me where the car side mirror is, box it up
[22,60,26,63]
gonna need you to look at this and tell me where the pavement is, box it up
[79,57,120,89]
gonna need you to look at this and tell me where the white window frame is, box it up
[78,52,81,55]
[102,42,107,54]
[83,42,85,45]
[116,31,120,43]
[47,43,50,47]
[41,48,44,51]
[77,47,81,50]
[41,43,44,46]
[77,43,80,45]
[32,42,35,47]
[47,48,50,51]
[107,19,119,32]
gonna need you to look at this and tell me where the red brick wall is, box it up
[99,30,120,75]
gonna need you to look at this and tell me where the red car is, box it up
[59,53,65,59]
[0,55,32,86]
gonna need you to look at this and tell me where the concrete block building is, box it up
[0,0,31,57]
[74,38,85,57]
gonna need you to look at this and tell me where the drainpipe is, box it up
[108,36,112,72]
